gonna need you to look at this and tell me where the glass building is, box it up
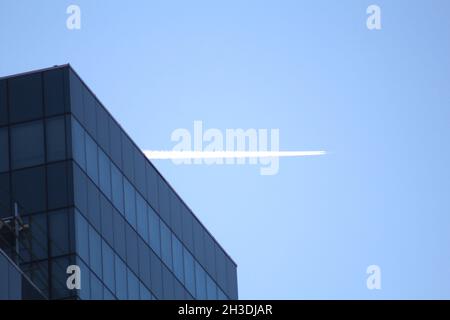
[0,65,238,300]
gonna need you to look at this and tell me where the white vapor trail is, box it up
[143,150,327,159]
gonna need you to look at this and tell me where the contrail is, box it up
[143,150,327,159]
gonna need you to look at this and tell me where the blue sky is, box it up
[1,0,450,299]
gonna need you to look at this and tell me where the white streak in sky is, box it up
[143,150,327,159]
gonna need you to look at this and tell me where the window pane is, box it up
[138,237,151,288]
[123,179,136,228]
[102,239,115,293]
[195,261,207,299]
[127,269,140,300]
[71,118,86,170]
[121,133,134,182]
[47,162,69,210]
[85,133,99,184]
[11,121,45,169]
[98,148,112,200]
[217,287,227,300]
[148,206,161,256]
[109,118,122,168]
[114,256,127,300]
[140,283,152,300]
[0,128,9,173]
[125,223,139,274]
[160,223,172,269]
[136,193,148,241]
[111,163,124,214]
[76,257,90,300]
[0,80,7,126]
[183,248,196,296]
[96,106,110,154]
[46,117,66,162]
[8,73,43,123]
[113,208,126,260]
[206,274,217,300]
[100,194,114,246]
[49,209,73,257]
[87,179,101,231]
[83,88,98,140]
[89,226,102,278]
[133,148,146,195]
[69,70,84,123]
[90,273,104,300]
[73,163,88,215]
[75,210,89,264]
[12,166,46,214]
[145,162,159,210]
[172,234,184,282]
[44,68,66,116]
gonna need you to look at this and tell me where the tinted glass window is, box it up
[109,118,122,168]
[11,121,45,169]
[85,133,99,184]
[96,106,110,154]
[46,117,66,162]
[89,226,102,278]
[183,247,196,296]
[71,118,86,170]
[76,258,90,300]
[140,283,152,300]
[75,210,89,264]
[162,265,175,299]
[123,178,136,228]
[73,163,88,215]
[69,70,84,123]
[136,193,148,241]
[114,256,127,300]
[90,273,104,300]
[23,213,48,261]
[145,162,159,211]
[44,68,66,116]
[102,239,115,293]
[181,206,194,252]
[87,179,101,231]
[98,148,111,200]
[133,148,146,195]
[204,233,216,279]
[111,163,124,214]
[100,194,114,246]
[49,209,73,257]
[83,88,97,139]
[148,206,161,256]
[0,80,7,126]
[206,274,217,300]
[12,166,46,214]
[125,223,139,274]
[121,133,134,182]
[0,128,9,173]
[195,261,207,299]
[127,269,140,300]
[9,73,43,123]
[138,237,151,288]
[170,192,182,237]
[113,208,126,260]
[157,179,170,224]
[149,250,163,298]
[47,162,69,210]
[193,219,206,267]
[215,246,227,291]
[172,234,184,282]
[160,222,172,269]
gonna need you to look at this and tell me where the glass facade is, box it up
[0,65,238,300]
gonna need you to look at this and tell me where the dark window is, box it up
[0,80,7,126]
[75,210,89,264]
[71,118,86,170]
[158,179,170,224]
[69,70,84,123]
[172,234,184,282]
[108,118,122,169]
[90,273,104,300]
[85,133,99,184]
[140,283,152,300]
[114,255,127,300]
[102,239,115,293]
[100,193,114,246]
[47,162,70,210]
[138,237,151,288]
[148,206,161,256]
[98,148,111,200]
[0,173,10,217]
[215,245,227,292]
[170,191,182,238]
[76,257,90,300]
[195,261,207,299]
[73,163,88,215]
[145,162,159,211]
[123,178,136,228]
[160,222,172,269]
[87,179,101,231]
[11,121,45,170]
[23,213,48,261]
[204,233,216,279]
[83,88,97,140]
[51,255,75,299]
[96,106,110,154]
[49,209,74,257]
[8,73,43,123]
[12,166,46,214]
[121,133,134,183]
[44,68,66,116]
[181,206,194,253]
[125,223,139,274]
[193,219,206,267]
[113,208,126,261]
[111,163,124,214]
[133,147,146,195]
[162,265,175,299]
[89,225,102,278]
[183,247,196,297]
[46,117,66,162]
[149,250,163,298]
[226,258,238,299]
[206,274,217,300]
[127,269,140,300]
[0,128,9,173]
[136,193,148,241]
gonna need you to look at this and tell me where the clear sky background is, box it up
[1,0,450,299]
